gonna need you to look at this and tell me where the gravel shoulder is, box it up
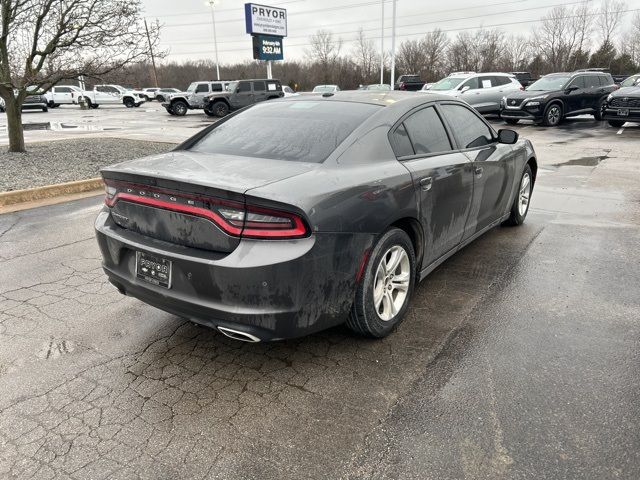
[0,138,175,191]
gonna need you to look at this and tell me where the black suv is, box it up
[500,71,617,126]
[394,75,425,91]
[204,79,283,117]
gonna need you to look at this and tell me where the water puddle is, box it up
[553,154,609,167]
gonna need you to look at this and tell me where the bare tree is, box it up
[305,29,342,83]
[0,0,161,152]
[597,0,626,45]
[352,28,378,83]
[421,29,449,81]
[396,39,427,77]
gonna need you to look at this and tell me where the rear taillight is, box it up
[519,86,524,90]
[612,85,620,90]
[399,82,406,90]
[103,179,309,239]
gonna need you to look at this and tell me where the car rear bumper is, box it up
[22,103,47,109]
[95,209,374,341]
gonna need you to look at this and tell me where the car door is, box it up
[252,81,268,102]
[438,102,516,238]
[192,83,210,108]
[472,76,499,112]
[458,76,482,107]
[234,81,254,108]
[584,75,605,110]
[391,105,475,265]
[53,87,69,104]
[564,75,586,113]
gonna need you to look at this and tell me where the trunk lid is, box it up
[101,151,317,253]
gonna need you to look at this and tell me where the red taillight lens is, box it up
[520,86,524,91]
[103,180,309,239]
[613,84,620,90]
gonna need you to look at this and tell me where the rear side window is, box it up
[403,107,451,155]
[390,124,414,157]
[585,76,601,88]
[599,75,614,86]
[439,104,493,149]
[253,81,266,92]
[478,76,493,88]
[211,84,223,92]
[492,76,511,86]
[191,101,381,163]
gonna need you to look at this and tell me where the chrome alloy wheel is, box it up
[373,245,411,321]
[518,172,531,216]
[547,105,561,125]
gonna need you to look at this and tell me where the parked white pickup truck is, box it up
[80,85,146,108]
[44,85,84,107]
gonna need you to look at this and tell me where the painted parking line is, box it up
[617,127,625,135]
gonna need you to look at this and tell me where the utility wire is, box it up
[162,6,639,57]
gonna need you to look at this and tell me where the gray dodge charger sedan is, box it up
[95,91,537,342]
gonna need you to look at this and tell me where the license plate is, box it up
[617,108,629,116]
[136,252,172,289]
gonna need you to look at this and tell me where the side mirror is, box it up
[460,85,470,93]
[498,129,518,144]
[565,85,579,93]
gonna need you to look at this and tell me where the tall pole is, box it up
[207,0,221,80]
[267,61,272,79]
[144,19,159,88]
[379,0,384,85]
[390,0,397,90]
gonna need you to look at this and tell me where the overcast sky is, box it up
[141,0,640,64]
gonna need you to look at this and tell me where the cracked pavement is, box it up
[1,119,639,479]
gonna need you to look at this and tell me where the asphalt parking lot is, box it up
[1,109,639,479]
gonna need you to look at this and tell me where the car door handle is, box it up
[474,166,483,177]
[419,177,432,191]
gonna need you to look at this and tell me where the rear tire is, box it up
[504,164,533,226]
[542,103,562,127]
[608,120,625,128]
[171,100,188,116]
[347,228,416,338]
[42,107,48,112]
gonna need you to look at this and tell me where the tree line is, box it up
[98,2,639,92]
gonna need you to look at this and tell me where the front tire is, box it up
[42,107,48,112]
[157,95,165,103]
[347,228,416,338]
[608,120,625,128]
[504,164,533,226]
[212,101,229,117]
[542,103,562,127]
[171,100,188,116]
[123,97,135,108]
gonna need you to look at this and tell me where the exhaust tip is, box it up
[218,326,261,343]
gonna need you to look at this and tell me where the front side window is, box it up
[568,76,586,89]
[195,84,209,93]
[439,104,493,149]
[403,107,452,155]
[191,101,381,163]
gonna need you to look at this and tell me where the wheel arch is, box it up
[389,217,424,272]
[527,157,538,184]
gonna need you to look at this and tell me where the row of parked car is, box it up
[390,70,640,127]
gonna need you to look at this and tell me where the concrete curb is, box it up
[0,177,103,207]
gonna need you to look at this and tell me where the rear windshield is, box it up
[191,101,381,163]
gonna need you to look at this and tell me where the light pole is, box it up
[206,0,221,80]
[379,0,384,85]
[390,0,397,90]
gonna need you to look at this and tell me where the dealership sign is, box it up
[252,34,283,61]
[244,3,287,37]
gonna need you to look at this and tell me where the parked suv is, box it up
[500,71,618,126]
[423,72,522,113]
[602,73,640,127]
[163,81,231,116]
[203,79,284,117]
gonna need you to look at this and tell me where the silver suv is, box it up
[422,72,522,114]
